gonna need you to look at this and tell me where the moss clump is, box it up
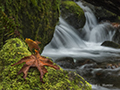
[0,38,92,90]
[0,0,61,52]
[62,1,83,16]
[0,38,31,72]
[61,1,86,29]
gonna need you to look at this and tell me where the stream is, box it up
[42,1,120,90]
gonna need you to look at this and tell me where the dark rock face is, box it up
[83,0,120,16]
[79,0,119,23]
[101,41,120,48]
[112,28,120,44]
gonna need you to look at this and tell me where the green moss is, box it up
[0,38,31,67]
[61,1,86,29]
[106,10,116,16]
[61,1,84,18]
[118,16,120,21]
[0,38,92,90]
[0,8,21,50]
[0,0,61,52]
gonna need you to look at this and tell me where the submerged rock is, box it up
[55,57,75,69]
[61,1,86,29]
[75,59,95,67]
[101,41,120,48]
[0,38,92,90]
[75,59,120,88]
[95,68,120,88]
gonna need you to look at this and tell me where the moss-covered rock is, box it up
[0,8,21,50]
[0,38,92,90]
[101,41,120,48]
[0,0,61,51]
[0,38,31,73]
[61,1,86,29]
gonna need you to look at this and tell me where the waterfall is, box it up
[76,2,97,41]
[76,1,115,42]
[42,1,120,62]
[89,23,115,42]
[42,1,120,89]
[47,17,86,49]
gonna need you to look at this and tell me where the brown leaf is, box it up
[25,38,41,51]
[11,50,60,83]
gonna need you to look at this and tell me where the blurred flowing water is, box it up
[42,1,120,90]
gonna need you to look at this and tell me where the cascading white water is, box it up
[42,1,120,62]
[47,17,86,49]
[76,2,97,41]
[42,2,120,89]
[89,23,115,42]
[76,1,115,42]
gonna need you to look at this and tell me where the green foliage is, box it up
[0,38,92,90]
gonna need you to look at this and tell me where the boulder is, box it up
[0,38,92,90]
[61,1,86,29]
[0,38,31,73]
[0,0,61,51]
[101,41,120,48]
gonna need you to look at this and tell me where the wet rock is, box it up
[83,0,120,16]
[101,41,120,48]
[75,59,95,67]
[55,57,75,69]
[95,62,120,69]
[61,1,86,29]
[95,68,120,88]
[79,0,120,23]
[71,57,120,89]
[112,28,120,44]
